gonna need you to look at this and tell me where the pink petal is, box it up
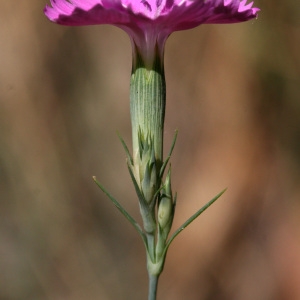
[44,0,260,50]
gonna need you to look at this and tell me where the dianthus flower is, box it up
[45,0,259,159]
[45,0,259,64]
[44,1,259,299]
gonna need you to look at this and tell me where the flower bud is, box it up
[158,169,174,230]
[158,195,173,229]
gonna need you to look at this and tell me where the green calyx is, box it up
[130,42,166,167]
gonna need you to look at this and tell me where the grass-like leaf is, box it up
[93,176,147,246]
[117,132,133,165]
[159,130,178,178]
[164,188,227,253]
[126,162,149,211]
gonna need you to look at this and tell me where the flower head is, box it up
[45,0,259,61]
[45,0,259,29]
[44,0,259,166]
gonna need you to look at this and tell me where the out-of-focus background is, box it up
[1,1,300,299]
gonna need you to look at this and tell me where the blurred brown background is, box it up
[1,1,300,299]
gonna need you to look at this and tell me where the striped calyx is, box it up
[130,39,165,165]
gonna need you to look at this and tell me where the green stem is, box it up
[146,233,156,262]
[148,274,159,300]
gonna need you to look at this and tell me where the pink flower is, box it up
[45,0,259,64]
[44,4,260,284]
[45,0,259,28]
[44,0,259,162]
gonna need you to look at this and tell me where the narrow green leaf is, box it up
[126,162,148,211]
[165,188,227,252]
[93,176,147,246]
[159,130,178,178]
[117,132,133,165]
